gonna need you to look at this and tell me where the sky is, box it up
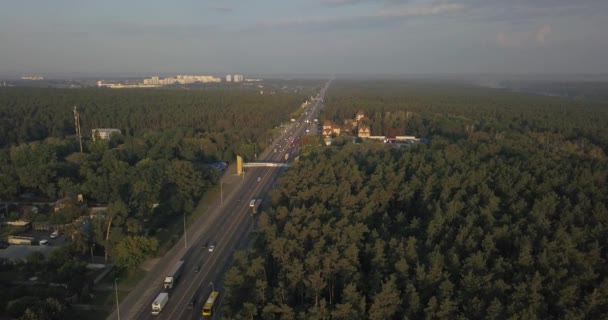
[1,0,607,77]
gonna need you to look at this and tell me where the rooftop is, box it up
[0,245,59,262]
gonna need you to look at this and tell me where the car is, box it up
[203,241,208,248]
[50,231,59,239]
[257,177,261,182]
[187,293,198,309]
[194,265,201,273]
[39,239,48,245]
[208,245,215,253]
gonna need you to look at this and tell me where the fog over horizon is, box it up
[1,0,607,77]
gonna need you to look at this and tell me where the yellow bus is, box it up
[202,291,219,317]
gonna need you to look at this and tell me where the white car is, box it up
[208,245,215,253]
[50,231,59,239]
[257,177,261,182]
[39,239,48,245]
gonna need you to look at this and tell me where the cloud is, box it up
[99,21,218,38]
[536,25,551,44]
[377,3,463,17]
[259,3,463,29]
[496,25,552,48]
[466,0,608,24]
[496,32,522,48]
[208,5,233,13]
[321,0,365,6]
[320,0,411,7]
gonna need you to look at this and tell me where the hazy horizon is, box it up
[1,0,607,77]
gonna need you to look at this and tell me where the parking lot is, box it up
[20,229,69,246]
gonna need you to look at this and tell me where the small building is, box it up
[322,120,333,137]
[395,135,420,143]
[92,128,121,141]
[331,125,341,135]
[356,111,365,122]
[89,207,108,220]
[54,196,75,212]
[0,245,59,262]
[344,119,357,128]
[32,221,63,232]
[358,125,371,138]
[19,205,39,216]
[7,236,34,245]
[5,220,31,227]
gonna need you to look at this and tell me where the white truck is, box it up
[164,260,185,289]
[151,292,169,315]
[250,199,262,214]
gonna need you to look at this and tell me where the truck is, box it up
[151,292,169,315]
[164,260,185,289]
[250,199,262,214]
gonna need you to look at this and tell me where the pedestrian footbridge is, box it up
[243,162,289,168]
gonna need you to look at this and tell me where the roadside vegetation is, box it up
[223,81,608,319]
[0,85,312,319]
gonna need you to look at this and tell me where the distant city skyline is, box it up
[1,0,607,77]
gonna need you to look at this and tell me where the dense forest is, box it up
[499,80,608,103]
[0,87,310,149]
[322,81,608,154]
[0,85,315,319]
[0,87,309,199]
[0,86,310,267]
[223,81,608,319]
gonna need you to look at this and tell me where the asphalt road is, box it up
[108,80,331,320]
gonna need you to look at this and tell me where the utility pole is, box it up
[73,106,83,153]
[114,278,121,320]
[183,212,187,249]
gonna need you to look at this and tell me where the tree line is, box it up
[0,86,308,268]
[0,87,307,149]
[322,80,608,154]
[0,84,314,319]
[222,81,608,319]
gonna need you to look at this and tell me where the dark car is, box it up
[203,241,208,248]
[187,295,197,309]
[194,265,201,273]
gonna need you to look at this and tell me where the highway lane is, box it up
[131,166,274,320]
[156,167,276,320]
[114,80,331,320]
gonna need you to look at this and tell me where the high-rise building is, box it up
[225,75,232,82]
[233,74,244,82]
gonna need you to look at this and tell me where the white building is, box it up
[233,74,244,82]
[142,75,220,86]
[225,74,232,82]
[92,128,121,141]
